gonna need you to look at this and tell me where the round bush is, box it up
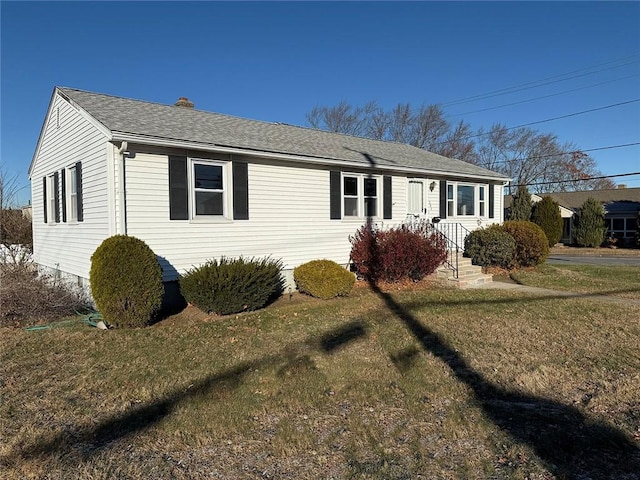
[464,224,517,269]
[294,260,355,299]
[90,235,164,328]
[180,256,283,315]
[501,221,549,267]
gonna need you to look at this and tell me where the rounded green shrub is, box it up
[464,224,517,269]
[179,256,283,315]
[501,220,549,267]
[90,235,164,328]
[532,196,563,247]
[294,260,355,299]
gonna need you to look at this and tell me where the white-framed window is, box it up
[47,174,57,224]
[67,165,78,222]
[343,174,380,218]
[190,159,228,218]
[479,185,486,217]
[447,182,483,217]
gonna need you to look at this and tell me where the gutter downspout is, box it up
[117,141,128,235]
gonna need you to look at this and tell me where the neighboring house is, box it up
[505,188,640,246]
[29,87,510,292]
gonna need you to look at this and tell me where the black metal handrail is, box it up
[429,222,471,279]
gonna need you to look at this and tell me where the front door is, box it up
[408,179,426,217]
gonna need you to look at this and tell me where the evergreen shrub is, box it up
[574,198,607,247]
[532,196,563,247]
[90,235,164,328]
[179,256,283,315]
[294,260,355,299]
[509,185,533,221]
[350,220,447,283]
[464,224,517,269]
[501,220,549,267]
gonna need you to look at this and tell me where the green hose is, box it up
[25,311,105,332]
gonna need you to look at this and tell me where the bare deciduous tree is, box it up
[307,102,615,191]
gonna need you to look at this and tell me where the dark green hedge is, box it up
[179,256,283,315]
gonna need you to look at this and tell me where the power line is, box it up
[477,142,640,167]
[436,98,640,146]
[507,99,640,130]
[441,54,640,107]
[511,171,640,188]
[449,73,640,118]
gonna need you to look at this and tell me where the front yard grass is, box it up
[1,283,639,479]
[510,264,640,299]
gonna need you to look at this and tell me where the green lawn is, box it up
[510,264,640,299]
[1,283,639,479]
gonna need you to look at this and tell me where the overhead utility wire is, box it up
[435,98,640,146]
[441,55,640,107]
[512,171,640,188]
[449,73,640,117]
[477,142,640,167]
[505,99,640,130]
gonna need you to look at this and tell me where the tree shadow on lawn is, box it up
[2,321,367,466]
[372,283,640,479]
[5,287,638,478]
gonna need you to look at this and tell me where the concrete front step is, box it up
[438,255,493,288]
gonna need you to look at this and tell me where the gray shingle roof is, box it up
[544,188,640,211]
[58,87,508,180]
[505,188,640,212]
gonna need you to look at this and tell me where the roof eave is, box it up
[112,132,511,182]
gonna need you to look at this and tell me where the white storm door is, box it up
[407,180,425,216]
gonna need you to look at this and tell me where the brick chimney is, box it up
[618,184,627,189]
[174,97,194,108]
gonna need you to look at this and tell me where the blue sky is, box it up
[2,1,639,206]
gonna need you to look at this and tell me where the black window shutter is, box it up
[330,170,341,219]
[61,169,67,222]
[488,184,495,219]
[169,156,188,220]
[233,161,249,220]
[439,180,447,219]
[42,176,47,223]
[383,175,392,219]
[54,172,60,223]
[76,162,83,222]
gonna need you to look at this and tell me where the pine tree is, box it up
[574,198,606,247]
[532,196,563,247]
[509,185,533,221]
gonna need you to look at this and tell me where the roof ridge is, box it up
[56,86,450,155]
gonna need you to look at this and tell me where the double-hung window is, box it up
[478,185,486,217]
[192,160,226,217]
[47,174,57,224]
[344,176,359,217]
[67,165,78,222]
[343,174,380,218]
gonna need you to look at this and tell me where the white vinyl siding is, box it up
[30,93,110,280]
[126,154,406,281]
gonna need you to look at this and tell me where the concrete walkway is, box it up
[468,280,640,306]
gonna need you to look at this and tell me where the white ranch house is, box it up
[29,87,510,293]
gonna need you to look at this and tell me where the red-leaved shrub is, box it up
[350,220,447,283]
